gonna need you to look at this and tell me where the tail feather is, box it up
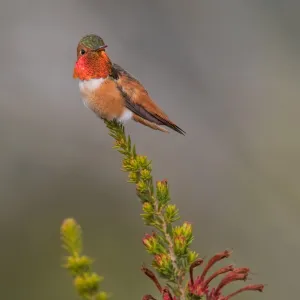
[152,113,186,135]
[132,114,169,133]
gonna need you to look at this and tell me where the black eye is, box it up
[80,49,86,55]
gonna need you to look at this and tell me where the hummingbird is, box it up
[73,34,185,135]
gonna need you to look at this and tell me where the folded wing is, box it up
[112,64,186,135]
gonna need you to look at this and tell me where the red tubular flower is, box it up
[202,265,234,290]
[214,271,248,295]
[142,267,178,300]
[141,266,162,293]
[232,267,250,274]
[200,250,232,282]
[224,284,264,300]
[142,250,264,300]
[189,258,204,286]
[142,295,157,300]
[188,250,264,300]
[188,250,232,296]
[162,288,173,300]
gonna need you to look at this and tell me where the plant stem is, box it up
[153,199,185,299]
[105,120,186,299]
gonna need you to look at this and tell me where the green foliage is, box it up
[61,218,82,255]
[61,218,108,300]
[187,250,198,265]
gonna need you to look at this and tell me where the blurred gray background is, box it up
[1,1,299,299]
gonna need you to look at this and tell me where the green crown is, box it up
[79,34,106,50]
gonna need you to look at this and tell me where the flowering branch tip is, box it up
[60,120,265,300]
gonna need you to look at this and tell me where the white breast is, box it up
[79,78,105,93]
[79,78,105,109]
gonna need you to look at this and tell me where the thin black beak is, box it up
[95,45,108,51]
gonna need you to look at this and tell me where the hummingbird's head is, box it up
[73,34,112,80]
